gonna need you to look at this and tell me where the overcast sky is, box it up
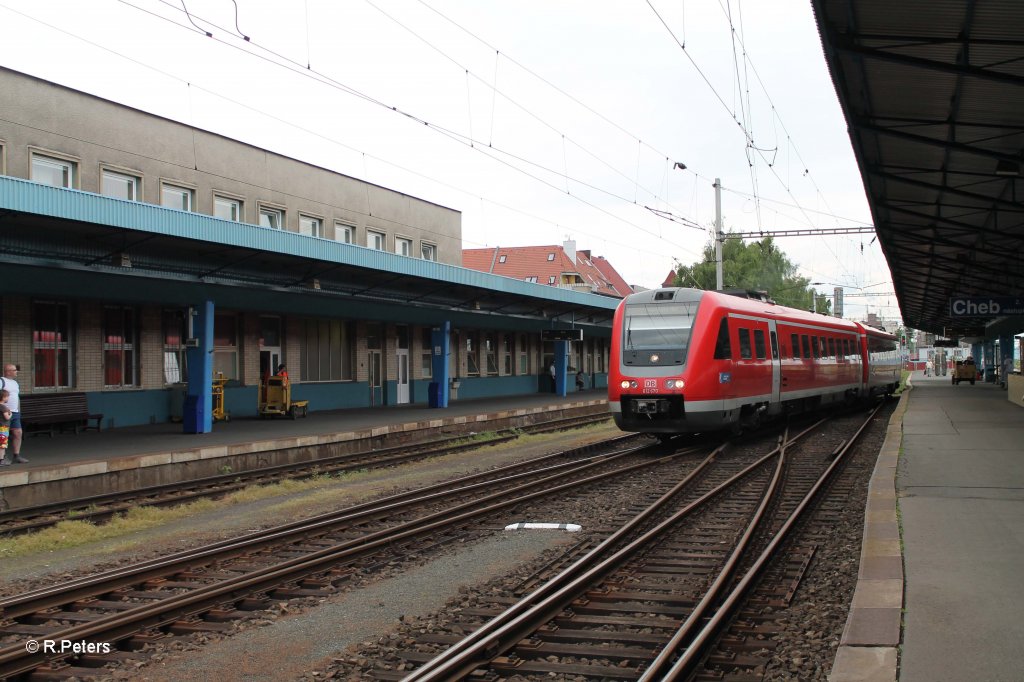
[0,0,901,322]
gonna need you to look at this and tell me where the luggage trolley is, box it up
[212,372,230,422]
[258,375,309,419]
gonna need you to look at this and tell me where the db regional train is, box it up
[609,288,901,435]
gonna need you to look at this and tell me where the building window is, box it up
[421,242,437,261]
[335,221,354,244]
[421,327,433,378]
[499,255,507,263]
[299,214,324,237]
[31,153,76,188]
[466,334,480,376]
[547,253,555,261]
[366,323,382,350]
[259,205,285,229]
[103,306,137,387]
[367,230,386,250]
[485,333,498,375]
[396,237,412,256]
[300,318,353,381]
[214,196,243,222]
[33,301,72,389]
[524,276,538,283]
[213,313,238,380]
[101,169,139,201]
[596,338,606,373]
[548,275,556,284]
[518,334,529,374]
[502,334,513,375]
[161,183,194,211]
[162,309,188,384]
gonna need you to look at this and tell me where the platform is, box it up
[831,371,1024,682]
[0,390,608,509]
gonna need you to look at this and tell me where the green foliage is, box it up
[671,235,829,312]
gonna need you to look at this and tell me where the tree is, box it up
[672,234,828,312]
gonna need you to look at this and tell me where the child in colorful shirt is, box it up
[0,389,12,464]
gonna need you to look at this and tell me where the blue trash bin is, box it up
[182,395,205,433]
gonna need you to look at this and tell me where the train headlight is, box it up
[665,379,684,389]
[620,380,630,389]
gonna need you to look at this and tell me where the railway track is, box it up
[0,431,705,680]
[389,404,885,680]
[0,412,612,537]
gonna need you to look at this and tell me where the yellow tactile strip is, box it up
[829,387,910,682]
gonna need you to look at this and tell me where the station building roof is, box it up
[0,176,619,334]
[814,0,1024,337]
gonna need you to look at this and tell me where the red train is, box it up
[608,288,900,435]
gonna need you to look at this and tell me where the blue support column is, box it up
[183,300,214,434]
[554,339,569,397]
[429,321,450,408]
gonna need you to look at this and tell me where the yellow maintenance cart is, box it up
[258,375,309,419]
[212,372,230,421]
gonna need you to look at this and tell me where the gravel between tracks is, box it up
[2,404,896,681]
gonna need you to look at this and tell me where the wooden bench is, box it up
[19,393,104,437]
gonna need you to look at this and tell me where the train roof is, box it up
[627,288,863,330]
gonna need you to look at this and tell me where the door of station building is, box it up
[259,316,282,404]
[396,325,410,404]
[368,351,383,406]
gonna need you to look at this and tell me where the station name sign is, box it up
[541,328,583,341]
[949,296,1024,317]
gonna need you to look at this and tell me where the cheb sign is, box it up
[949,296,1024,317]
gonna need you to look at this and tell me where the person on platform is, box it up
[576,370,585,392]
[0,389,11,466]
[549,361,556,393]
[276,363,289,382]
[0,364,26,464]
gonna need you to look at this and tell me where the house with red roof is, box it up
[462,240,633,298]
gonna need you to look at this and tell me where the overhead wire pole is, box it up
[714,177,724,290]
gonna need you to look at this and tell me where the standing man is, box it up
[1,364,27,464]
[548,361,556,393]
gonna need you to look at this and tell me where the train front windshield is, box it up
[623,302,699,351]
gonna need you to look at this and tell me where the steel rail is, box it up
[0,412,612,536]
[402,419,828,681]
[0,440,691,678]
[646,402,884,680]
[0,434,641,618]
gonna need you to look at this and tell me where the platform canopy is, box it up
[0,177,619,333]
[813,0,1024,336]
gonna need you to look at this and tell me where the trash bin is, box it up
[450,381,460,401]
[428,382,441,408]
[182,395,205,433]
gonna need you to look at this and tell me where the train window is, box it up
[738,328,752,359]
[801,335,811,359]
[754,329,766,359]
[819,336,827,358]
[770,331,779,360]
[828,338,836,359]
[791,334,800,359]
[811,336,820,358]
[713,318,732,359]
[622,302,698,350]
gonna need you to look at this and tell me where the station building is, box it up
[0,66,618,430]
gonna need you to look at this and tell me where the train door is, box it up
[768,321,781,404]
[395,325,410,404]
